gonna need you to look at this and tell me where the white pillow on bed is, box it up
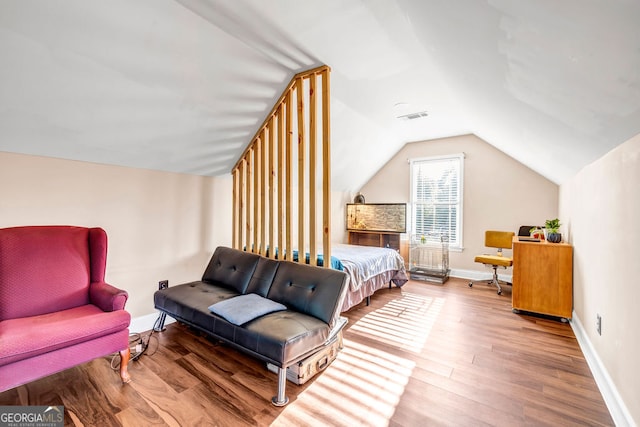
[208,293,287,325]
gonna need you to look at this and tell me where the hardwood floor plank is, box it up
[116,406,169,427]
[137,347,200,394]
[523,400,612,427]
[125,360,217,426]
[410,363,526,417]
[57,366,122,426]
[177,352,268,420]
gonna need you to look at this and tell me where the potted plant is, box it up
[545,218,562,243]
[529,226,545,240]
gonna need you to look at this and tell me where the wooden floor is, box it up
[1,278,614,426]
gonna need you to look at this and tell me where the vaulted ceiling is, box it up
[1,0,639,192]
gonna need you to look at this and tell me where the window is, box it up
[410,154,464,249]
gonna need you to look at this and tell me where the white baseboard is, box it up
[449,268,512,283]
[570,313,636,427]
[130,311,175,334]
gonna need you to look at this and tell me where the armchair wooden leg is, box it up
[119,347,132,384]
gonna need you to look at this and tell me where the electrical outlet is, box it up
[596,314,602,336]
[159,280,169,290]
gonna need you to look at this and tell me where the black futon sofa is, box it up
[154,246,348,406]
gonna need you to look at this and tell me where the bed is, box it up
[330,244,408,312]
[277,243,408,311]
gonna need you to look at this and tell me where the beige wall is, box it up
[0,151,232,319]
[359,134,559,273]
[559,134,640,424]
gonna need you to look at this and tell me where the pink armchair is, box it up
[0,226,131,392]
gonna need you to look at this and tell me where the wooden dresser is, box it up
[511,237,573,320]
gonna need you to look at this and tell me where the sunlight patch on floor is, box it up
[276,339,415,426]
[348,291,445,353]
[274,292,446,426]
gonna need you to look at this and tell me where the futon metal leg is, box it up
[153,312,167,332]
[271,367,289,406]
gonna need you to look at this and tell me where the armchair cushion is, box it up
[0,305,131,367]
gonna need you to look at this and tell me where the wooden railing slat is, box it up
[232,167,238,249]
[309,75,317,266]
[259,129,267,256]
[322,68,331,266]
[296,77,306,263]
[285,90,293,261]
[277,106,284,258]
[244,153,251,252]
[268,118,276,259]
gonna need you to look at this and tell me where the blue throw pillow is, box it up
[208,293,287,325]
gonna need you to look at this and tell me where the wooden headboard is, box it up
[231,65,332,266]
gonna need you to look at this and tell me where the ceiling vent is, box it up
[397,111,429,121]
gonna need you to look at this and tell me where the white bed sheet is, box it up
[331,243,407,292]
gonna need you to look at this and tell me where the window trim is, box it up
[409,153,465,251]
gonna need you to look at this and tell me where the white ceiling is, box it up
[1,0,639,192]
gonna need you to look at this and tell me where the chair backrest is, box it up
[0,226,107,320]
[485,230,515,250]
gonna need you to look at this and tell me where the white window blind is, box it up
[410,154,464,249]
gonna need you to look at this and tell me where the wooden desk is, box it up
[512,237,573,320]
